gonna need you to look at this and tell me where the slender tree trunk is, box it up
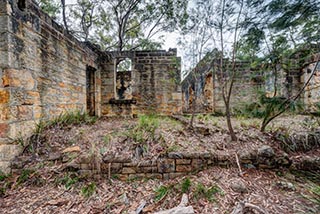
[225,100,237,141]
[61,0,69,33]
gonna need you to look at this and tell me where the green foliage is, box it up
[47,110,97,128]
[81,182,96,198]
[0,171,7,182]
[0,173,11,197]
[36,0,60,19]
[17,169,34,185]
[310,185,320,205]
[56,174,79,190]
[126,114,160,144]
[154,185,169,202]
[194,183,222,202]
[181,177,191,193]
[34,111,96,135]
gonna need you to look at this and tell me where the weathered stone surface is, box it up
[128,173,145,180]
[168,152,184,159]
[230,179,248,193]
[0,144,22,161]
[258,145,275,158]
[0,161,10,174]
[158,158,175,173]
[176,165,192,172]
[154,206,194,214]
[276,181,295,191]
[0,89,9,104]
[238,149,256,162]
[294,156,320,171]
[47,152,62,161]
[191,159,205,170]
[101,162,123,173]
[176,159,191,165]
[145,173,162,179]
[163,172,187,180]
[137,166,158,173]
[122,167,137,174]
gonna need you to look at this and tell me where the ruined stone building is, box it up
[0,0,182,172]
[182,51,320,114]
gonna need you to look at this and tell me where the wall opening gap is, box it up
[18,0,26,11]
[115,58,132,100]
[86,66,96,116]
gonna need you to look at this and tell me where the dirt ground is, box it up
[0,114,319,213]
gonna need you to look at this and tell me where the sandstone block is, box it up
[176,159,191,165]
[176,165,192,172]
[258,145,275,158]
[101,163,123,173]
[128,173,145,180]
[157,158,175,173]
[0,144,22,161]
[0,161,11,174]
[0,123,9,138]
[163,172,187,180]
[122,167,136,174]
[145,173,162,179]
[0,89,9,104]
[137,166,158,173]
[191,159,205,170]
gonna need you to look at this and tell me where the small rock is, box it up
[154,206,194,214]
[62,146,81,153]
[258,145,275,158]
[276,181,295,191]
[230,180,248,193]
[47,152,62,161]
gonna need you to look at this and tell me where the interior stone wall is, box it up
[100,50,182,117]
[301,54,320,112]
[0,0,100,173]
[182,53,320,114]
[182,61,263,114]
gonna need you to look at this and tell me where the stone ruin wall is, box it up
[0,0,182,173]
[301,54,320,112]
[182,54,320,114]
[0,0,97,173]
[100,50,182,117]
[182,62,263,114]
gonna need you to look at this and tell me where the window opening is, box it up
[116,58,132,100]
[18,0,26,11]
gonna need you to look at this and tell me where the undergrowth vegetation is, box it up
[21,110,97,155]
[154,177,223,204]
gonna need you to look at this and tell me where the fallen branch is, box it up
[235,153,243,176]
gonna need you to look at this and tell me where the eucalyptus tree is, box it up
[36,0,189,51]
[93,0,189,51]
[182,0,258,141]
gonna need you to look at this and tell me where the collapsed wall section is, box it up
[182,61,263,114]
[0,0,100,173]
[100,49,182,116]
[301,53,320,112]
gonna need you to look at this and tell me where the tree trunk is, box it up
[61,0,69,33]
[225,101,237,141]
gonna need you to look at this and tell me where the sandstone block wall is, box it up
[182,53,320,114]
[182,61,263,114]
[100,50,182,116]
[301,54,320,112]
[0,0,100,173]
